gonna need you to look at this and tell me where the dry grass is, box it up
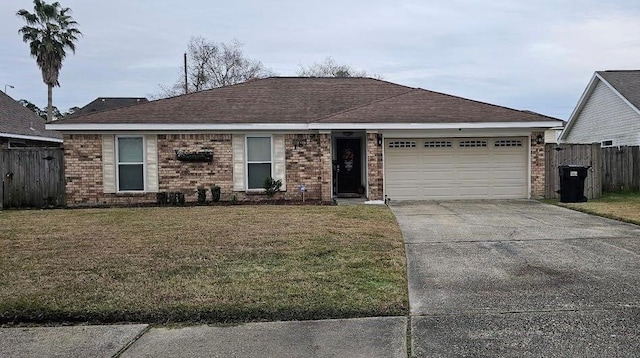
[554,192,640,225]
[0,205,407,324]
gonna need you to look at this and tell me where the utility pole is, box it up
[184,53,188,94]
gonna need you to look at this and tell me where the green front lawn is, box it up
[552,191,640,225]
[0,205,407,324]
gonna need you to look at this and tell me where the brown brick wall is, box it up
[366,133,383,200]
[64,132,548,205]
[64,134,104,205]
[283,133,331,202]
[157,133,233,202]
[530,132,546,198]
[64,132,334,206]
[319,133,332,202]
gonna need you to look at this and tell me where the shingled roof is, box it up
[53,77,560,126]
[596,70,640,111]
[0,91,62,141]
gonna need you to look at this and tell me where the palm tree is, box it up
[17,0,81,121]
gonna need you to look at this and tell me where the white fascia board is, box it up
[47,121,563,132]
[45,123,310,131]
[0,132,63,143]
[309,121,563,130]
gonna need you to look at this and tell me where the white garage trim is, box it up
[384,137,529,200]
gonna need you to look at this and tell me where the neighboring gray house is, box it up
[0,91,62,148]
[72,97,149,116]
[561,70,640,146]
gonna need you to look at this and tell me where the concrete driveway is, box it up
[391,200,640,357]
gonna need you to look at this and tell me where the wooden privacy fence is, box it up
[601,146,640,192]
[545,143,602,199]
[545,143,640,199]
[0,148,65,209]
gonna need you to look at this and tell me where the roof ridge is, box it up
[311,88,417,122]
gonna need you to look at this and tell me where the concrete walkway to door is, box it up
[391,200,640,357]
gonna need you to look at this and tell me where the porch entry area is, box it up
[332,132,367,198]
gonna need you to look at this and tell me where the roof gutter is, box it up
[309,121,564,130]
[47,121,563,132]
[0,132,63,143]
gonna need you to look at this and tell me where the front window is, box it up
[117,136,144,191]
[246,136,272,189]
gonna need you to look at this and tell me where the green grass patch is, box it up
[0,205,407,324]
[548,191,640,225]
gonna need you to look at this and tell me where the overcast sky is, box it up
[2,0,640,120]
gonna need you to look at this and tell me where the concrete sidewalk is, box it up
[0,317,407,358]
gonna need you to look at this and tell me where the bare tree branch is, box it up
[297,57,381,78]
[156,37,273,98]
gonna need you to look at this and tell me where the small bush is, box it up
[156,192,168,205]
[211,185,221,203]
[197,187,207,203]
[168,192,178,205]
[263,177,282,198]
[168,192,185,206]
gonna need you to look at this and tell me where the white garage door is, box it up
[385,138,528,200]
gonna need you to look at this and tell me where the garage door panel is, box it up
[496,171,526,180]
[385,137,527,200]
[421,172,454,181]
[387,173,419,182]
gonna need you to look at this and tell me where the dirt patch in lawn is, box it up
[0,205,407,324]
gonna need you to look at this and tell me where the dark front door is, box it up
[336,138,361,195]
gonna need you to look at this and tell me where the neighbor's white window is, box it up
[246,136,272,190]
[116,136,145,191]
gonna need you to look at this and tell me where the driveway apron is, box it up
[392,200,640,357]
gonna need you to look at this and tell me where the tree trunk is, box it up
[47,84,53,121]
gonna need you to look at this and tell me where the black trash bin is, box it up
[558,165,589,203]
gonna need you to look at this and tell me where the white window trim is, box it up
[601,140,614,147]
[245,134,274,191]
[115,135,147,192]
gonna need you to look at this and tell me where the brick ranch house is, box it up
[47,77,563,206]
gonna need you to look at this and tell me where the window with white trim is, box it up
[601,140,613,147]
[116,136,145,191]
[246,136,272,189]
[388,141,416,148]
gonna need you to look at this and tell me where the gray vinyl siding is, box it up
[565,80,640,146]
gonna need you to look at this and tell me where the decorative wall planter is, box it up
[175,150,213,162]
